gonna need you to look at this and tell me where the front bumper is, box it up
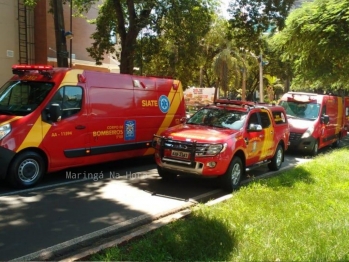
[0,146,15,179]
[154,152,230,177]
[288,133,317,153]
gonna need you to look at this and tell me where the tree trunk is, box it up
[52,0,68,67]
[120,46,134,74]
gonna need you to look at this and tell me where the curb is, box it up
[58,192,234,262]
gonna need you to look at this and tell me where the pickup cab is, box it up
[152,99,290,192]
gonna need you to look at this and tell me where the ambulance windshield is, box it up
[279,100,320,120]
[0,81,53,116]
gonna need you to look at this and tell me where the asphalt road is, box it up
[1,137,348,261]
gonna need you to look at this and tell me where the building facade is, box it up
[0,0,119,85]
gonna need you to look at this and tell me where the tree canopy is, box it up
[271,0,349,91]
[227,0,296,51]
[77,0,216,75]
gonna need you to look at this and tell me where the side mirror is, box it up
[49,103,62,122]
[248,123,262,131]
[321,115,329,125]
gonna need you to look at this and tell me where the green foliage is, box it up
[81,0,216,75]
[227,0,296,50]
[271,0,349,91]
[133,0,215,87]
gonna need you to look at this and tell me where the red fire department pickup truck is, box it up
[152,99,290,192]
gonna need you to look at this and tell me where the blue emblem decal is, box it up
[159,95,170,113]
[124,120,136,140]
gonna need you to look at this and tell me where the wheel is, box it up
[7,151,45,189]
[311,140,319,156]
[157,166,177,181]
[268,144,283,171]
[220,156,243,192]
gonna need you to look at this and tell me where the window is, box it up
[49,86,83,119]
[260,112,271,128]
[0,81,53,116]
[272,111,287,124]
[248,113,259,126]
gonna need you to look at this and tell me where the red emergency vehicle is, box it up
[279,92,348,155]
[152,99,290,192]
[0,65,186,188]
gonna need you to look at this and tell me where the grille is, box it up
[162,139,210,156]
[289,132,302,141]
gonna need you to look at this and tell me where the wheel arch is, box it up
[277,140,286,162]
[9,147,49,177]
[232,149,246,173]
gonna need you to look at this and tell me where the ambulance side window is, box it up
[50,86,83,119]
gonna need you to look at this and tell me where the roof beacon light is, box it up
[12,65,53,71]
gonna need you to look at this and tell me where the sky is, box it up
[220,0,230,18]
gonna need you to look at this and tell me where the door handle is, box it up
[75,125,86,130]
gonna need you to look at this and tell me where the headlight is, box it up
[152,136,162,147]
[0,123,11,140]
[206,143,226,155]
[301,126,314,139]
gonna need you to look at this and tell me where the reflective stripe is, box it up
[143,80,184,155]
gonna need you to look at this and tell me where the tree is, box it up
[226,0,296,51]
[25,0,216,75]
[132,0,215,86]
[271,0,349,91]
[77,0,216,75]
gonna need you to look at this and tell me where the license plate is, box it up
[171,150,189,159]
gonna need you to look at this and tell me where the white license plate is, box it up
[171,150,189,158]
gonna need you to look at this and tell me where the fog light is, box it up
[207,162,217,168]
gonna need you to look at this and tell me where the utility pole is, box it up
[259,53,264,102]
[52,0,69,67]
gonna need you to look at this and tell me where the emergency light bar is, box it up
[214,99,256,111]
[12,65,53,71]
[12,64,54,78]
[288,93,317,103]
[214,99,255,107]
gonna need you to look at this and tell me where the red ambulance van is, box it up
[0,65,186,188]
[279,92,348,155]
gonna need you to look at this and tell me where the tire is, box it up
[157,166,177,181]
[268,144,283,171]
[220,156,243,192]
[311,140,319,156]
[7,151,45,189]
